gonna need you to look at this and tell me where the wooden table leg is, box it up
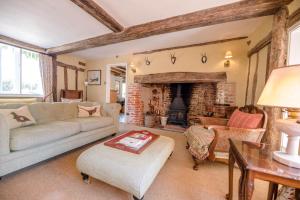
[239,168,246,200]
[226,148,235,200]
[267,182,278,200]
[243,171,255,200]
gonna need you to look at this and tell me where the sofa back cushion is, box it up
[227,109,263,129]
[0,102,102,124]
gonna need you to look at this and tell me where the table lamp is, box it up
[257,65,300,168]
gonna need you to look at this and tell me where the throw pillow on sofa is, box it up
[78,105,101,117]
[0,106,36,129]
[227,109,263,129]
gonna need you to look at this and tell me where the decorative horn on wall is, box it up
[145,57,151,65]
[170,53,176,64]
[201,53,207,64]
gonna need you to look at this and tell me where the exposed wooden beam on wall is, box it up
[247,32,272,57]
[244,57,252,105]
[52,56,58,102]
[47,0,291,55]
[0,34,46,54]
[64,67,68,90]
[56,61,85,72]
[287,7,300,28]
[134,36,248,55]
[251,53,260,104]
[265,44,272,82]
[264,7,289,150]
[70,0,123,32]
[75,70,78,90]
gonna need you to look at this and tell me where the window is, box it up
[288,22,300,65]
[0,43,43,96]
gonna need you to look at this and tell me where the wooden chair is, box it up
[60,89,83,101]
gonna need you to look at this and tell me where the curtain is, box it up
[39,54,53,102]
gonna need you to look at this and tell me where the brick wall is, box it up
[188,83,217,122]
[127,83,144,126]
[216,82,236,105]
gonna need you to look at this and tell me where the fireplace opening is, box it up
[168,83,192,127]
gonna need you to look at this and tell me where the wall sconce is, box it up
[129,62,136,73]
[224,51,233,67]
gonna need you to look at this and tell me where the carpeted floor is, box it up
[0,124,269,200]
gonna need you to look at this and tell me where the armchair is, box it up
[208,105,267,160]
[185,105,267,169]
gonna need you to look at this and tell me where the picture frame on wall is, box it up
[87,70,101,85]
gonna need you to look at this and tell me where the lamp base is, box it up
[273,151,300,169]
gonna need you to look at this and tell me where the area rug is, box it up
[0,123,268,200]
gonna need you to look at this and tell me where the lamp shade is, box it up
[225,51,233,59]
[257,65,300,108]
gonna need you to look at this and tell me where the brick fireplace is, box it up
[127,72,236,127]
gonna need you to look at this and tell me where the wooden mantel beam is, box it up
[134,72,227,84]
[47,0,291,55]
[0,34,46,54]
[70,0,123,32]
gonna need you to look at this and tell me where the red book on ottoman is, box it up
[104,130,160,154]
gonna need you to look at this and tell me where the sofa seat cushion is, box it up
[69,117,113,132]
[10,121,81,151]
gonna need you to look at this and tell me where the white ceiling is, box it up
[70,17,270,60]
[0,0,271,60]
[0,0,112,48]
[95,0,242,27]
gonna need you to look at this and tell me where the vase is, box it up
[161,116,168,127]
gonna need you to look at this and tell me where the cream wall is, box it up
[246,17,273,105]
[56,55,87,100]
[288,0,300,15]
[246,1,300,105]
[86,39,249,106]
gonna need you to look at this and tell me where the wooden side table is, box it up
[227,139,300,200]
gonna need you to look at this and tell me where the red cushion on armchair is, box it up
[227,109,263,129]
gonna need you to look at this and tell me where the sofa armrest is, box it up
[103,103,121,130]
[0,113,10,155]
[211,127,266,152]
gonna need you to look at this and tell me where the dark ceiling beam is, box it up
[47,0,292,55]
[70,0,123,32]
[0,34,46,54]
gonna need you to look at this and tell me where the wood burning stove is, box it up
[168,84,188,126]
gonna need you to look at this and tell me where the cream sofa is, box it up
[0,102,121,177]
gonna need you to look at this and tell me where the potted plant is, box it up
[145,111,155,128]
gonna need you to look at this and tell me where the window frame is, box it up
[0,43,43,98]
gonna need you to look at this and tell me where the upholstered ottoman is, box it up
[76,135,174,200]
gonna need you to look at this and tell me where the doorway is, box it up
[105,63,127,123]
